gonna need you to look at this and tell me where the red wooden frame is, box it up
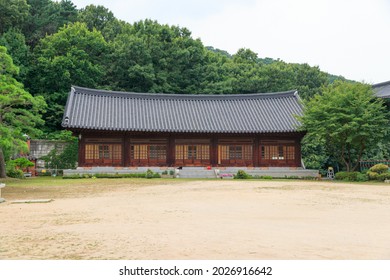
[76,131,304,168]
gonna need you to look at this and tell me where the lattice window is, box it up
[85,144,122,160]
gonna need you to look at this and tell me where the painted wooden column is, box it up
[123,134,129,167]
[209,136,217,166]
[167,135,175,166]
[253,136,260,167]
[78,133,85,167]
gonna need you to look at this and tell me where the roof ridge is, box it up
[372,80,390,88]
[71,85,298,100]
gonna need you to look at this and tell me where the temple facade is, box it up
[62,86,305,168]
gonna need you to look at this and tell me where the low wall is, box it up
[64,166,319,179]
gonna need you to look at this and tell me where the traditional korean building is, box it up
[62,86,306,168]
[373,80,390,100]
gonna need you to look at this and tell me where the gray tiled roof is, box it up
[373,81,390,99]
[62,86,303,133]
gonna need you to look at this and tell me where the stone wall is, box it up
[29,140,70,168]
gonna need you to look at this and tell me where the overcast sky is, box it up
[71,0,390,84]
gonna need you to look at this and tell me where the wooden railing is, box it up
[359,160,390,171]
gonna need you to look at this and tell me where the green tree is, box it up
[0,28,30,82]
[107,20,212,94]
[78,4,123,41]
[27,22,108,131]
[0,0,29,34]
[300,81,389,172]
[0,46,46,178]
[23,0,77,48]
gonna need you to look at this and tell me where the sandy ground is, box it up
[1,179,390,260]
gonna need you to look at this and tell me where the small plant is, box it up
[161,170,168,175]
[6,158,34,178]
[369,164,389,174]
[377,172,390,181]
[169,170,174,176]
[260,175,273,180]
[367,164,389,181]
[234,170,251,179]
[145,169,154,179]
[335,171,358,181]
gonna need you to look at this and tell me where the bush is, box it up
[6,167,24,179]
[335,171,361,181]
[234,170,251,179]
[377,172,390,182]
[145,169,154,179]
[356,173,369,182]
[5,158,33,179]
[369,164,389,174]
[260,175,273,180]
[367,171,379,180]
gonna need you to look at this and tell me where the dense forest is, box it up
[0,0,345,133]
[0,0,388,177]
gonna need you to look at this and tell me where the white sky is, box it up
[71,0,390,84]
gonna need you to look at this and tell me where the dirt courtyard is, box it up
[1,178,390,259]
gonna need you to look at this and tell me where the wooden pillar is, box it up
[253,136,259,167]
[296,138,302,167]
[210,136,218,166]
[78,133,85,167]
[167,135,175,167]
[123,134,129,167]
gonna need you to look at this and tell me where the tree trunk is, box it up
[0,148,6,178]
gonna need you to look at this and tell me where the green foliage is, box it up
[10,157,34,168]
[77,4,122,41]
[145,169,161,179]
[6,165,25,179]
[234,170,251,179]
[377,172,390,181]
[301,134,329,171]
[0,28,30,82]
[23,0,78,47]
[5,157,33,178]
[367,171,378,180]
[0,0,29,34]
[335,171,368,182]
[40,139,78,170]
[367,164,390,181]
[369,164,389,174]
[300,81,389,172]
[27,22,108,130]
[0,46,46,177]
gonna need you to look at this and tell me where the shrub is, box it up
[161,170,168,175]
[356,173,369,182]
[145,169,154,179]
[169,170,175,176]
[234,170,251,179]
[62,174,81,179]
[377,172,390,182]
[367,171,379,180]
[6,167,24,179]
[369,164,389,174]
[260,175,273,180]
[10,158,34,169]
[5,158,33,179]
[335,171,361,181]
